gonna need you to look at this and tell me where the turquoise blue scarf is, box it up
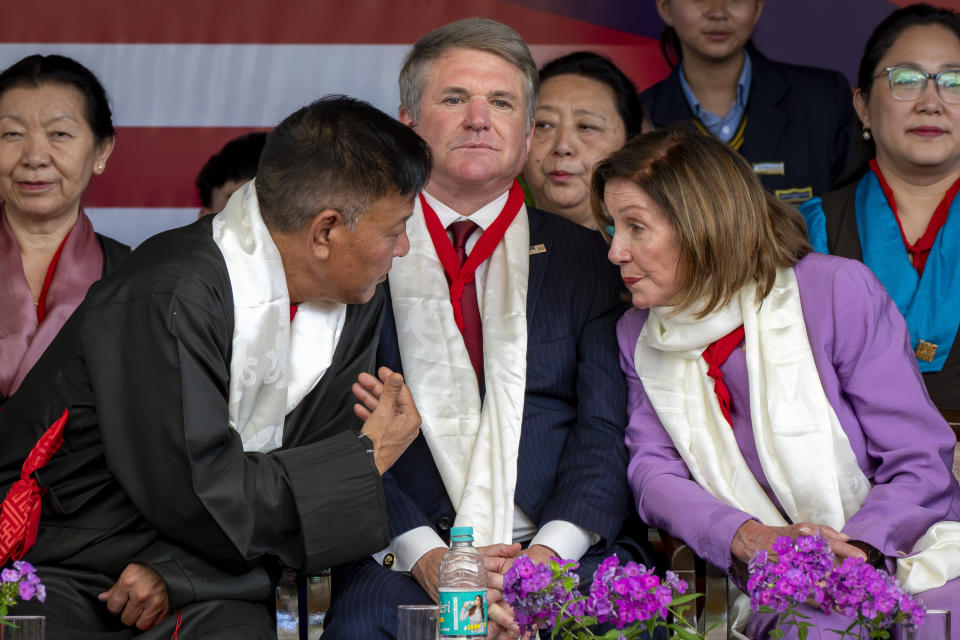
[855,171,960,372]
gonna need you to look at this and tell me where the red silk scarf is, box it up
[0,409,69,564]
[419,180,525,329]
[701,325,745,427]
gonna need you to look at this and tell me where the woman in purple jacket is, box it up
[593,130,960,638]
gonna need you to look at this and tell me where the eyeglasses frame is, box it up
[873,65,960,104]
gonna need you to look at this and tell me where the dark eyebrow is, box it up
[489,90,518,101]
[892,61,960,71]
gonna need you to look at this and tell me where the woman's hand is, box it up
[731,520,868,564]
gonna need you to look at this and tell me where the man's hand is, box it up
[480,542,523,639]
[410,547,446,603]
[97,563,169,630]
[353,367,421,474]
[731,520,868,565]
[412,542,524,637]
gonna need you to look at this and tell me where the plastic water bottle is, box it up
[438,526,487,638]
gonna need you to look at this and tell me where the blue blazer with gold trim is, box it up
[641,49,858,202]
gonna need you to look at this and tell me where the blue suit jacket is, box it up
[378,207,631,546]
[641,49,859,201]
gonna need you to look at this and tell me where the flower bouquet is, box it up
[502,554,701,639]
[747,533,926,639]
[1,561,45,627]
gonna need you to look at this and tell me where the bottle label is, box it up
[438,587,486,637]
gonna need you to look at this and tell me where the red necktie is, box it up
[0,409,69,564]
[448,220,484,389]
[701,325,744,427]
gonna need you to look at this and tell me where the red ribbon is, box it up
[701,326,744,427]
[35,233,70,323]
[420,180,525,329]
[0,409,69,565]
[869,158,960,275]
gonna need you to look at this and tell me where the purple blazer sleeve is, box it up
[618,308,755,573]
[798,255,959,556]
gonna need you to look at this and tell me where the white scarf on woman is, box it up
[387,197,528,547]
[212,182,346,453]
[634,266,960,594]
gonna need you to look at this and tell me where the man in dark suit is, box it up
[324,18,632,640]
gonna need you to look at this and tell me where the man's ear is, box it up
[308,208,342,260]
[398,106,416,128]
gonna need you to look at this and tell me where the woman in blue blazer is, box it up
[641,0,859,205]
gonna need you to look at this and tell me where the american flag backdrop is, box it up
[0,0,670,247]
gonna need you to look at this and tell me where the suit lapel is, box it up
[740,51,788,159]
[526,208,550,315]
[650,67,691,129]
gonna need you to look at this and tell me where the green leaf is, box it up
[670,593,702,606]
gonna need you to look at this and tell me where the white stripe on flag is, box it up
[0,43,410,127]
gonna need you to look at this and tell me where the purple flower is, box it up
[502,555,583,635]
[18,580,35,601]
[748,533,925,637]
[1,561,47,616]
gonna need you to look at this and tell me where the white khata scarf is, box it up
[212,181,346,453]
[388,197,528,547]
[634,266,960,595]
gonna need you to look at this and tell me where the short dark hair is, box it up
[538,51,643,138]
[0,54,114,143]
[195,132,268,209]
[591,130,810,316]
[256,95,432,232]
[857,3,960,99]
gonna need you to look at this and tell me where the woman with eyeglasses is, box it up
[801,4,960,416]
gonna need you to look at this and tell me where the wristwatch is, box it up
[849,540,885,569]
[357,431,374,454]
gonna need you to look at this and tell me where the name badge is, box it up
[529,244,546,255]
[774,187,814,204]
[753,162,785,175]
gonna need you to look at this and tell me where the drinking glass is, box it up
[898,609,951,640]
[397,604,439,640]
[0,616,45,640]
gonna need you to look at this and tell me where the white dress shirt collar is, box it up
[421,189,510,232]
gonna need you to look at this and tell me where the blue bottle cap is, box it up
[449,526,473,539]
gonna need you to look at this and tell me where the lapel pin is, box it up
[529,244,546,255]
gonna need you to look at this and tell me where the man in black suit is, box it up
[0,96,428,639]
[324,18,633,640]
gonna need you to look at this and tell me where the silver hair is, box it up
[399,17,538,130]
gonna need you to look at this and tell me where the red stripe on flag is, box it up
[4,0,651,45]
[83,127,270,209]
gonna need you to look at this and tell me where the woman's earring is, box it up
[861,128,872,141]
